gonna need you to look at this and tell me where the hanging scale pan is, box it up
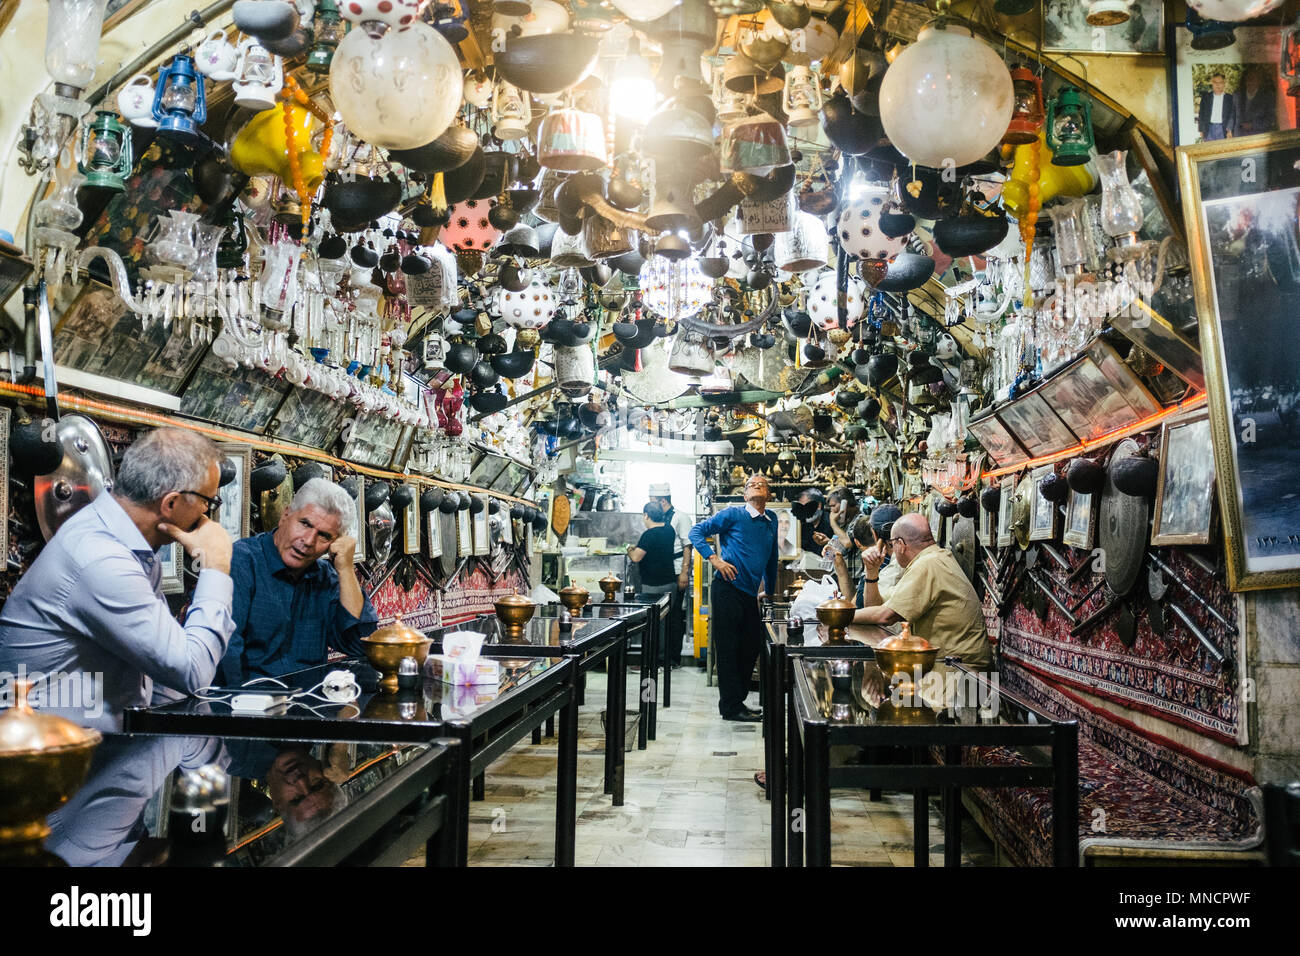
[1099,437,1149,598]
[950,515,977,584]
[438,510,459,577]
[34,415,115,542]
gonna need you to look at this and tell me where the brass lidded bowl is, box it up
[816,595,858,644]
[598,573,622,603]
[361,618,432,693]
[559,583,590,614]
[874,624,939,686]
[0,680,101,861]
[495,592,537,642]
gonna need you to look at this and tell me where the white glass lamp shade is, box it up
[639,258,713,320]
[775,211,829,273]
[45,0,109,90]
[878,24,1013,169]
[836,185,907,262]
[498,278,557,330]
[328,22,461,150]
[442,199,502,252]
[1188,0,1284,22]
[807,270,866,330]
[611,0,682,23]
[610,45,658,121]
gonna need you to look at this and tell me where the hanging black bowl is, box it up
[477,332,508,355]
[440,491,461,513]
[390,483,415,512]
[442,145,487,205]
[1111,453,1159,498]
[531,512,548,534]
[509,188,541,214]
[364,481,391,513]
[322,177,402,232]
[339,475,361,500]
[492,350,535,379]
[803,342,825,364]
[445,342,478,375]
[469,493,487,514]
[934,211,1010,258]
[751,332,776,349]
[543,317,575,345]
[609,248,645,276]
[958,495,980,519]
[866,352,898,388]
[1066,457,1105,495]
[613,320,640,341]
[420,487,445,514]
[318,233,348,259]
[498,262,532,292]
[898,166,961,221]
[489,498,502,514]
[510,503,526,520]
[784,309,812,337]
[411,204,451,228]
[875,252,935,292]
[386,124,478,174]
[980,484,1001,514]
[1040,471,1070,504]
[6,419,62,477]
[468,387,509,415]
[856,397,881,421]
[488,202,521,232]
[878,210,915,239]
[401,252,432,274]
[218,457,238,488]
[936,497,959,518]
[380,248,401,272]
[851,347,871,365]
[836,389,864,410]
[350,243,379,268]
[702,422,724,442]
[494,31,601,94]
[844,422,869,441]
[569,319,593,342]
[457,491,473,511]
[820,91,882,156]
[250,458,288,495]
[470,361,500,389]
[289,461,324,491]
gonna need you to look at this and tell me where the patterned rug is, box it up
[370,564,525,630]
[985,548,1243,744]
[957,665,1259,866]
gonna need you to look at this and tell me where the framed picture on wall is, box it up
[1029,465,1058,542]
[1172,25,1296,147]
[457,509,471,556]
[998,391,1079,458]
[159,541,184,595]
[1063,489,1095,550]
[996,475,1017,548]
[969,412,1030,468]
[978,483,996,547]
[1043,0,1163,54]
[352,481,366,564]
[216,444,251,541]
[1178,129,1300,589]
[426,509,442,559]
[472,508,490,557]
[402,485,420,555]
[1152,410,1216,547]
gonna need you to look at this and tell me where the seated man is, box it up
[850,513,992,669]
[793,487,833,556]
[219,478,378,684]
[0,427,234,731]
[831,503,903,610]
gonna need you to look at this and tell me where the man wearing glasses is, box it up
[219,478,377,684]
[850,513,991,669]
[688,473,779,721]
[0,427,235,730]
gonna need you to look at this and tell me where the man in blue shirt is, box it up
[688,473,778,721]
[219,478,378,684]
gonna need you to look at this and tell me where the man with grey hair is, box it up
[219,477,377,684]
[0,426,235,731]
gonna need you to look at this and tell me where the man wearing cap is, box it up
[688,473,778,721]
[831,503,905,612]
[648,482,693,668]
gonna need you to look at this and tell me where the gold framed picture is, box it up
[402,484,420,555]
[1178,128,1300,590]
[1152,410,1216,547]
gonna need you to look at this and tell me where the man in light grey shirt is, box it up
[0,427,235,731]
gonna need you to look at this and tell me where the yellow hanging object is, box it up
[230,103,325,193]
[1000,131,1095,221]
[428,172,447,212]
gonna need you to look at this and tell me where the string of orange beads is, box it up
[278,75,336,236]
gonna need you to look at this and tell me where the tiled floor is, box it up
[454,663,996,867]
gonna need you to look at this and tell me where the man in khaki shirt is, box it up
[851,514,992,669]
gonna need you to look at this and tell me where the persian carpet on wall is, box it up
[369,563,525,629]
[988,549,1241,744]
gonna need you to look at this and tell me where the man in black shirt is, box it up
[629,502,678,592]
[793,488,833,555]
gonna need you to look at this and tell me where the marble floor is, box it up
[451,663,997,867]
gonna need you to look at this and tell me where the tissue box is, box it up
[427,654,502,685]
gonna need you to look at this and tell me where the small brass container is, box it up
[559,583,590,614]
[598,573,622,603]
[494,592,537,643]
[874,623,939,692]
[816,595,858,644]
[361,618,433,693]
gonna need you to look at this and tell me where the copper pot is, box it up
[598,573,623,603]
[874,624,939,692]
[559,583,590,613]
[494,592,537,642]
[361,619,432,693]
[816,595,858,645]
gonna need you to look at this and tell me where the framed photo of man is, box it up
[402,484,420,555]
[1178,128,1300,589]
[426,509,443,559]
[1152,410,1216,547]
[1172,26,1296,147]
[1063,490,1096,550]
[997,475,1017,549]
[216,444,251,540]
[1043,0,1163,55]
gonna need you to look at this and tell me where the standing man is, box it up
[688,473,778,721]
[1198,73,1236,142]
[219,478,378,684]
[649,482,693,668]
[0,427,235,731]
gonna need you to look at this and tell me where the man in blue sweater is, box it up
[688,473,779,721]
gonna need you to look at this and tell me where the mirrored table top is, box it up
[428,611,625,653]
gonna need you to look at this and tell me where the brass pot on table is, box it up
[598,573,622,603]
[873,623,939,698]
[559,583,590,614]
[494,592,537,643]
[0,681,101,864]
[361,619,433,694]
[815,595,858,645]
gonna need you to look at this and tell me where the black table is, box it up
[124,654,580,866]
[425,613,629,806]
[44,731,460,867]
[785,656,1080,867]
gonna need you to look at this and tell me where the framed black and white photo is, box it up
[402,484,420,555]
[1043,0,1163,55]
[159,541,184,595]
[352,480,367,564]
[1178,129,1300,589]
[216,444,251,541]
[426,509,442,559]
[1152,410,1216,547]
[1172,25,1296,147]
[998,391,1079,458]
[472,508,490,557]
[997,475,1017,548]
[1029,465,1058,542]
[457,509,471,556]
[1063,489,1095,550]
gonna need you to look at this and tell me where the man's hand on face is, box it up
[863,543,885,574]
[161,516,233,575]
[329,535,358,568]
[812,531,830,548]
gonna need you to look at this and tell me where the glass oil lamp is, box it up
[782,65,822,129]
[1045,86,1093,167]
[1002,67,1044,146]
[1045,198,1089,274]
[1095,149,1144,247]
[77,109,131,192]
[151,54,207,142]
[232,39,284,112]
[307,0,346,74]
